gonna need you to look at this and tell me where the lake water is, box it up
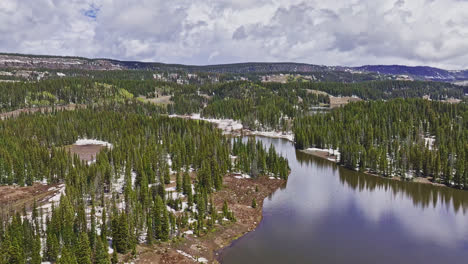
[219,137,468,264]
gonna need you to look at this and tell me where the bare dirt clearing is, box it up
[0,183,61,214]
[66,144,106,162]
[65,139,112,162]
[329,96,362,108]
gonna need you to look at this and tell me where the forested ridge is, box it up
[1,78,464,131]
[263,80,466,100]
[294,99,468,188]
[0,103,289,264]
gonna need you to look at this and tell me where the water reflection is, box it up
[338,166,468,214]
[220,137,468,264]
[295,148,468,214]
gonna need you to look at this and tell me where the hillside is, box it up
[354,65,468,82]
[1,53,468,83]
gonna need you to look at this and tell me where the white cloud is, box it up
[1,0,468,69]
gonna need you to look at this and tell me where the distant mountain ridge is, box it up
[354,65,468,81]
[1,53,467,82]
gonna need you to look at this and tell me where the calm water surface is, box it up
[219,137,468,264]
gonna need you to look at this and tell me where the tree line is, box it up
[1,77,464,133]
[294,99,468,188]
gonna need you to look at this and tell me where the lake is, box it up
[219,137,468,264]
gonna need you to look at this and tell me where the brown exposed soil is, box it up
[134,175,285,264]
[329,96,362,108]
[65,144,106,162]
[0,183,61,214]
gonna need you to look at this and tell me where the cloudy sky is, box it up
[1,0,468,69]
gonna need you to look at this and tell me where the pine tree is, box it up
[182,171,190,195]
[251,198,257,208]
[157,196,170,241]
[57,245,78,264]
[164,164,171,184]
[75,232,92,264]
[153,199,162,240]
[101,207,107,242]
[183,172,193,207]
[95,238,111,264]
[176,172,182,193]
[222,201,229,219]
[111,245,118,264]
[60,195,75,246]
[112,213,128,254]
[44,229,59,262]
[89,202,97,250]
[30,235,42,264]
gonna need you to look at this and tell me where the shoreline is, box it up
[167,113,294,142]
[299,149,448,189]
[135,175,285,263]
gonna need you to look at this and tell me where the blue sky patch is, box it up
[83,4,100,20]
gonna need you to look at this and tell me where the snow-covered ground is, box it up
[424,136,435,150]
[176,250,208,263]
[183,230,194,235]
[233,173,251,179]
[169,114,294,142]
[306,147,341,161]
[112,172,126,194]
[34,184,66,223]
[169,113,243,133]
[74,138,113,149]
[250,130,294,142]
[34,183,66,254]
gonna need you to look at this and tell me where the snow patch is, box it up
[112,173,125,194]
[131,171,136,188]
[176,250,208,263]
[306,147,341,160]
[165,186,176,192]
[234,173,251,179]
[183,230,194,235]
[424,137,435,150]
[251,131,294,142]
[74,138,113,149]
[169,114,243,133]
